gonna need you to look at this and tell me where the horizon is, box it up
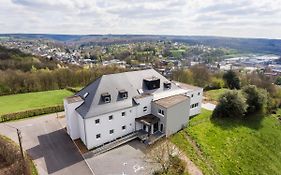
[1,0,281,39]
[1,33,281,40]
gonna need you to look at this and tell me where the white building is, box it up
[64,69,203,150]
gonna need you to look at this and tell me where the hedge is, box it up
[0,105,64,123]
[65,87,80,93]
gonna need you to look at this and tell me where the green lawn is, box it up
[0,89,73,115]
[172,109,281,175]
[204,88,228,102]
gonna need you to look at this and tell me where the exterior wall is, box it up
[134,96,153,118]
[64,99,83,140]
[151,103,167,133]
[84,107,137,149]
[166,99,190,136]
[185,88,203,116]
[77,113,86,144]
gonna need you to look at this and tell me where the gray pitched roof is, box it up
[75,69,180,118]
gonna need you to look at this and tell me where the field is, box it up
[204,88,228,102]
[0,89,73,115]
[171,109,281,175]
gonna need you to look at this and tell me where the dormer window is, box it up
[119,90,128,99]
[101,93,111,103]
[144,77,160,90]
[164,82,171,89]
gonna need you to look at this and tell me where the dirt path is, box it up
[182,131,216,174]
[169,142,203,175]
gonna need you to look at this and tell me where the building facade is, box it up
[64,69,203,150]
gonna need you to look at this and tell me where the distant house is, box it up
[64,69,203,150]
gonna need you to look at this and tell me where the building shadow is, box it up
[210,112,264,130]
[26,129,84,174]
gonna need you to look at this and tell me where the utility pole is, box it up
[17,129,25,161]
[4,123,25,172]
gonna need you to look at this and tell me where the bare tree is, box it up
[145,139,183,174]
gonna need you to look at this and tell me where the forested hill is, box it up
[1,34,281,55]
[172,36,281,55]
[0,46,59,72]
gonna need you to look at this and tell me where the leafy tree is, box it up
[223,70,241,89]
[189,64,210,87]
[275,76,281,85]
[242,85,268,113]
[207,77,224,90]
[212,90,247,118]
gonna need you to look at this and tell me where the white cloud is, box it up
[0,0,281,38]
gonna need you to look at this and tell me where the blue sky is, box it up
[1,0,281,39]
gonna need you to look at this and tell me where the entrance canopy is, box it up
[135,114,160,126]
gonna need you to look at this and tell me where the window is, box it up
[101,93,111,103]
[96,134,101,139]
[122,112,126,116]
[119,90,128,99]
[122,125,126,130]
[109,115,113,120]
[109,129,114,134]
[95,119,100,124]
[143,106,147,112]
[198,92,201,96]
[158,109,164,116]
[191,94,194,97]
[191,103,199,108]
[104,96,111,103]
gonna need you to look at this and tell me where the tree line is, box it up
[0,66,126,95]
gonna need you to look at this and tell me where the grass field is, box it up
[171,109,281,175]
[204,88,228,102]
[0,89,73,115]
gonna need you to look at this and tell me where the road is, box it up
[0,113,92,175]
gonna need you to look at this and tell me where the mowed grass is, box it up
[204,88,228,102]
[171,109,281,175]
[0,89,73,115]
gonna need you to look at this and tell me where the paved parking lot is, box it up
[0,113,92,175]
[84,140,156,175]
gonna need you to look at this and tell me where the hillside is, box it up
[172,109,281,175]
[1,34,281,55]
[0,46,59,71]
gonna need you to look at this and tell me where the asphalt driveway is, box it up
[84,140,156,175]
[0,113,92,175]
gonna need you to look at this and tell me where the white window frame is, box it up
[95,119,100,124]
[122,112,126,116]
[96,134,101,139]
[109,129,114,135]
[109,115,113,121]
[143,106,148,112]
[122,125,126,130]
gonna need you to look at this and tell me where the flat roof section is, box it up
[154,94,188,108]
[135,114,160,126]
[173,81,203,91]
[66,96,83,104]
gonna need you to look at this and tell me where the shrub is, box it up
[223,70,240,89]
[0,105,64,122]
[0,135,38,175]
[242,85,268,113]
[205,77,225,90]
[212,90,247,118]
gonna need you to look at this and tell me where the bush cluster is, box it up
[0,135,36,175]
[0,105,64,122]
[212,85,269,118]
